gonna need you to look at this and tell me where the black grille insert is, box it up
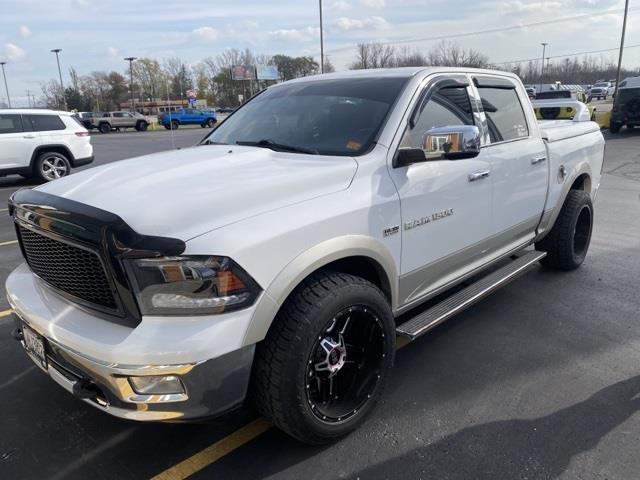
[18,225,118,310]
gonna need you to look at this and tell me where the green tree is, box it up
[271,55,319,81]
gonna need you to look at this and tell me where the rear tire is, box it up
[136,121,148,132]
[99,123,111,134]
[610,124,621,134]
[206,118,216,128]
[536,190,593,270]
[171,120,179,130]
[34,151,71,182]
[253,271,395,444]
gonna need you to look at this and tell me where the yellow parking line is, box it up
[151,417,272,480]
[152,336,413,479]
[0,240,18,247]
[0,309,13,318]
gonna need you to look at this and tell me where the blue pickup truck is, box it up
[158,108,217,129]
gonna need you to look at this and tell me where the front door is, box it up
[388,78,493,308]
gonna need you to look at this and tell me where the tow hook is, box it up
[11,328,23,342]
[73,379,108,407]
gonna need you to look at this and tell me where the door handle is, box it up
[23,135,37,139]
[468,170,491,182]
[531,155,547,165]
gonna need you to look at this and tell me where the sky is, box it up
[0,0,639,106]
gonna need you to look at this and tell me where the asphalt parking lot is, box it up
[1,127,640,479]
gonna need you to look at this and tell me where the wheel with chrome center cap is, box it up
[253,271,395,444]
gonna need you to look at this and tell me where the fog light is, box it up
[128,375,185,395]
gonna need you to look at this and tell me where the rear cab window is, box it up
[474,77,529,144]
[0,114,24,134]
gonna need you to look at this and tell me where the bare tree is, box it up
[427,41,489,68]
[351,42,396,69]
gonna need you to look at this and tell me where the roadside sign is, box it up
[256,64,279,81]
[231,65,256,80]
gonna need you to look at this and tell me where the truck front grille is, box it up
[18,225,118,310]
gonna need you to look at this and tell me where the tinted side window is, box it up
[25,114,66,132]
[478,87,529,143]
[401,86,474,149]
[113,112,125,118]
[0,114,24,134]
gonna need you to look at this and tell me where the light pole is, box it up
[319,0,324,73]
[614,0,630,97]
[539,42,548,92]
[0,61,10,108]
[50,49,67,110]
[124,57,137,112]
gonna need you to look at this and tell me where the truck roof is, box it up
[0,108,72,115]
[281,66,521,85]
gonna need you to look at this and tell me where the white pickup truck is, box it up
[6,67,604,444]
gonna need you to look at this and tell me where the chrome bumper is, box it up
[11,313,254,422]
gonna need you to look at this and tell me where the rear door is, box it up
[471,75,548,250]
[0,114,40,169]
[24,114,69,148]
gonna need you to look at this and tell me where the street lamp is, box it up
[0,61,10,108]
[614,0,630,97]
[50,49,67,110]
[539,42,548,92]
[319,0,324,73]
[124,57,137,112]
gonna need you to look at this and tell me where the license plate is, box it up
[23,325,47,369]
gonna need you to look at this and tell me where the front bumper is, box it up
[11,311,254,421]
[6,262,259,422]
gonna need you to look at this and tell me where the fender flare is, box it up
[536,161,594,241]
[242,235,398,346]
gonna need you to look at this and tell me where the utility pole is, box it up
[26,89,32,108]
[0,62,10,108]
[319,0,325,73]
[124,57,137,112]
[539,42,548,92]
[50,49,67,110]
[614,0,630,97]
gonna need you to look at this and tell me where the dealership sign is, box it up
[230,65,256,80]
[256,64,279,80]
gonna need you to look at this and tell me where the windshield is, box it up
[594,83,609,88]
[203,76,409,156]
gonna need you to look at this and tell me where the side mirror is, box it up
[422,125,481,160]
[393,125,482,168]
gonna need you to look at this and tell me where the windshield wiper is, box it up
[236,139,318,155]
[201,140,229,146]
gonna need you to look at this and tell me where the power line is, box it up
[324,6,639,55]
[493,43,640,66]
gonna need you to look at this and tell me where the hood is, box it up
[37,145,358,241]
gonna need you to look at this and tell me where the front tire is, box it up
[34,151,71,182]
[253,272,395,444]
[98,123,110,134]
[171,120,179,130]
[536,190,593,270]
[136,121,148,131]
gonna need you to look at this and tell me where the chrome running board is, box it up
[396,250,546,341]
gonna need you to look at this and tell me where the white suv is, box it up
[0,109,94,182]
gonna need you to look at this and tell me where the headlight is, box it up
[124,256,261,315]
